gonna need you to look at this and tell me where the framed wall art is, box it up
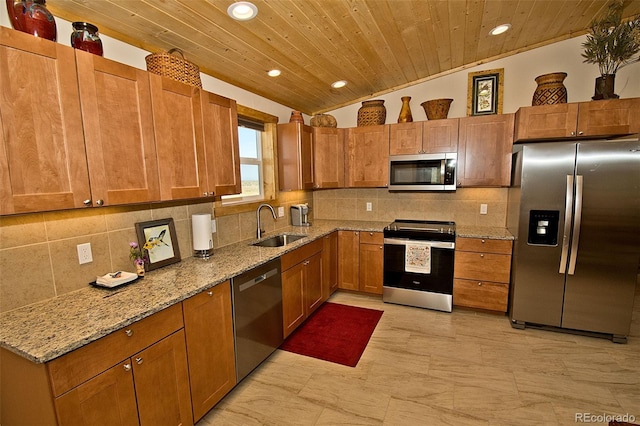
[135,218,181,271]
[467,68,504,116]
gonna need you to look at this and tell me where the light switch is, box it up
[366,202,372,212]
[277,206,285,217]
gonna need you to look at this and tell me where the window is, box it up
[222,119,265,204]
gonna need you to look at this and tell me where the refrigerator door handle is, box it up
[559,174,574,273]
[568,175,583,275]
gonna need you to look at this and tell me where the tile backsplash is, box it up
[313,187,508,226]
[0,191,311,313]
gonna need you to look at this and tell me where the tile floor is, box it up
[199,282,640,425]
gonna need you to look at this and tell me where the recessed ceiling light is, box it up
[227,1,258,21]
[267,69,281,77]
[331,80,347,89]
[489,24,511,36]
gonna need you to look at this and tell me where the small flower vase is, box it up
[135,263,145,277]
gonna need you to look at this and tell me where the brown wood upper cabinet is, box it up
[201,93,241,196]
[389,120,458,155]
[313,127,345,188]
[0,27,91,214]
[76,50,160,207]
[514,98,640,141]
[457,114,515,187]
[345,125,390,187]
[149,74,209,200]
[278,122,314,191]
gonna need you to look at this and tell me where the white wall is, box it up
[0,12,297,124]
[327,36,640,128]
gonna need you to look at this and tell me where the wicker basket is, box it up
[357,100,386,126]
[145,48,202,88]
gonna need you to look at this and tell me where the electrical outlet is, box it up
[211,219,217,233]
[77,243,93,264]
[366,202,372,212]
[480,204,488,215]
[277,206,285,217]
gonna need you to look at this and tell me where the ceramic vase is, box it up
[6,0,57,41]
[289,110,304,124]
[397,96,413,123]
[357,100,386,126]
[71,22,103,56]
[532,72,568,106]
[592,74,619,100]
[135,263,145,277]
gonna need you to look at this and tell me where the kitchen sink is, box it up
[252,234,306,247]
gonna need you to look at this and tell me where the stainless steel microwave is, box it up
[388,153,457,191]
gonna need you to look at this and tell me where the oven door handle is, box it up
[383,238,455,250]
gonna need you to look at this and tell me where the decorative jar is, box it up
[289,110,304,124]
[310,113,337,128]
[357,100,386,126]
[397,96,413,123]
[71,22,103,56]
[6,0,57,41]
[532,72,568,105]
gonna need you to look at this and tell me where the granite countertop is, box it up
[456,225,514,240]
[0,220,388,363]
[0,219,511,364]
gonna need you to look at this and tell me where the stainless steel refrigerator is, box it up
[508,138,640,343]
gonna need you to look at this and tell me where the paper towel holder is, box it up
[192,214,213,259]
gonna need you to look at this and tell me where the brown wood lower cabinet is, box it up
[1,303,194,426]
[281,239,324,337]
[338,231,384,294]
[453,237,513,312]
[322,231,338,298]
[359,232,384,294]
[183,281,236,422]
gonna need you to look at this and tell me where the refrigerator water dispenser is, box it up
[527,210,559,246]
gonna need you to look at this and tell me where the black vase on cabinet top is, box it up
[71,21,103,56]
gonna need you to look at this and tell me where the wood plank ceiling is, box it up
[45,0,640,115]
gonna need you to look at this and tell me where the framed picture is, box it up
[467,68,504,116]
[135,218,181,271]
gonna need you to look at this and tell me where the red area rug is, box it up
[280,302,383,367]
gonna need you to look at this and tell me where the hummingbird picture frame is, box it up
[135,218,181,271]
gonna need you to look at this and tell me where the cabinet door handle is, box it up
[83,199,92,206]
[135,357,143,365]
[478,282,482,286]
[123,363,132,371]
[571,131,576,136]
[480,254,485,258]
[369,232,373,236]
[125,329,133,337]
[207,291,213,296]
[95,199,104,206]
[379,246,383,249]
[355,232,359,236]
[578,131,584,136]
[303,260,310,265]
[481,239,485,243]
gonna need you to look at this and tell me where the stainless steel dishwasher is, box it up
[231,258,283,382]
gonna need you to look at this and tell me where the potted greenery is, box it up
[581,1,640,100]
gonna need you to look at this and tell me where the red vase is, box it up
[6,0,57,41]
[71,22,104,56]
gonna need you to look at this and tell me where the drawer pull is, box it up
[369,232,373,236]
[123,363,132,372]
[303,260,310,265]
[125,329,133,337]
[207,291,213,296]
[481,239,486,243]
[478,282,482,286]
[480,254,485,258]
[135,357,143,365]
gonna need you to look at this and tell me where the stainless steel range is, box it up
[383,219,456,312]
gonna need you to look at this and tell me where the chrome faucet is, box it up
[256,203,277,239]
